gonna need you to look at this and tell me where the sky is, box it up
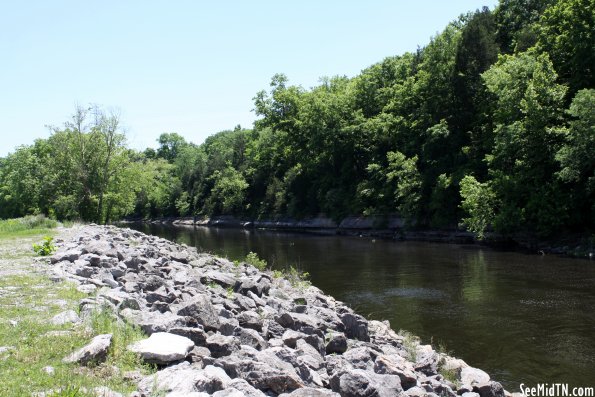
[0,0,497,156]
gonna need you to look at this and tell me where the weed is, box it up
[286,266,311,290]
[226,286,234,299]
[245,251,267,271]
[33,236,56,256]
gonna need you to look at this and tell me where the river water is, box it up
[126,224,595,390]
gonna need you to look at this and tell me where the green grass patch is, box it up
[0,274,152,397]
[398,329,419,362]
[0,215,58,239]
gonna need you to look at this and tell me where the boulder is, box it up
[120,308,188,335]
[169,326,208,346]
[332,369,403,397]
[461,367,490,386]
[340,313,370,341]
[325,332,348,354]
[138,362,228,395]
[63,334,112,365]
[374,354,417,390]
[128,332,194,364]
[51,310,81,326]
[279,388,341,396]
[215,350,304,394]
[475,381,505,397]
[206,334,239,358]
[176,294,220,331]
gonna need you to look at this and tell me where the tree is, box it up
[459,175,496,239]
[156,132,188,162]
[537,0,595,94]
[555,89,595,228]
[482,50,568,235]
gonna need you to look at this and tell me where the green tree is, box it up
[482,50,568,235]
[537,0,595,94]
[555,89,595,227]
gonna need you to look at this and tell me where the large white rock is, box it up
[51,310,80,325]
[461,366,490,385]
[128,332,194,364]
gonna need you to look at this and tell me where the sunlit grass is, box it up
[0,273,152,397]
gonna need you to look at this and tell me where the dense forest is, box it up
[1,0,593,239]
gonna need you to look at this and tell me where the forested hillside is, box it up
[1,0,593,239]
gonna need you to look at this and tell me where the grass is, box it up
[0,229,153,397]
[398,329,419,362]
[0,215,58,239]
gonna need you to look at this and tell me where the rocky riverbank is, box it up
[49,224,511,397]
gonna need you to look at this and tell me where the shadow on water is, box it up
[126,223,595,390]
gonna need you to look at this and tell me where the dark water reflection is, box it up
[126,224,595,390]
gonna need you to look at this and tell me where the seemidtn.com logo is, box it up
[520,384,595,397]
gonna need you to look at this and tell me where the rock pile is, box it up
[50,225,508,397]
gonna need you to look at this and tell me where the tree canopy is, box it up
[1,0,593,240]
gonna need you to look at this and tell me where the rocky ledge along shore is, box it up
[50,225,510,397]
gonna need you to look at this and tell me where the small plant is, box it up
[398,329,419,362]
[245,251,267,271]
[207,281,219,290]
[33,236,56,256]
[272,270,284,279]
[226,286,234,299]
[286,266,311,290]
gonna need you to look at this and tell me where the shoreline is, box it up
[48,224,514,396]
[120,216,594,259]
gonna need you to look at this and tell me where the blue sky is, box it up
[0,0,497,156]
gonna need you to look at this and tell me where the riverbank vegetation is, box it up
[0,215,58,238]
[0,228,151,396]
[0,0,593,241]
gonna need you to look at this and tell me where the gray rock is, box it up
[176,294,221,331]
[201,271,237,288]
[325,332,348,354]
[212,389,244,397]
[279,388,341,396]
[340,312,370,342]
[171,250,190,263]
[169,326,208,346]
[374,354,417,390]
[63,334,112,365]
[120,308,187,335]
[226,378,267,397]
[475,381,504,397]
[463,393,481,397]
[77,284,97,294]
[100,289,140,311]
[206,334,239,358]
[236,327,268,350]
[216,353,304,394]
[82,240,118,258]
[406,386,430,397]
[282,330,306,348]
[51,310,81,326]
[333,369,403,397]
[50,250,81,264]
[138,361,226,395]
[343,347,376,370]
[237,310,264,332]
[128,332,194,364]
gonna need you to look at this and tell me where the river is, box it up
[126,223,595,390]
